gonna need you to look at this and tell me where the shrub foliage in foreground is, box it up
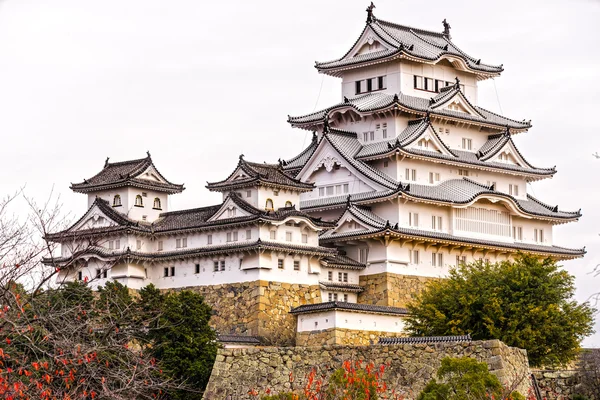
[405,254,595,367]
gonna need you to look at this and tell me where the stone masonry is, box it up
[204,339,531,399]
[296,327,405,346]
[359,272,440,308]
[177,280,321,346]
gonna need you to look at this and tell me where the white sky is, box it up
[0,0,598,346]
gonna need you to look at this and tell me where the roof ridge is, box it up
[158,204,221,217]
[375,18,444,38]
[104,155,150,168]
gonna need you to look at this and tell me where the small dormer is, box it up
[206,155,315,211]
[70,152,184,222]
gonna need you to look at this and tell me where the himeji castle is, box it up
[46,5,584,347]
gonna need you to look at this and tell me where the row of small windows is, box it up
[277,259,301,271]
[414,75,465,93]
[327,271,348,282]
[409,250,475,267]
[328,293,349,302]
[112,194,161,210]
[77,269,108,281]
[362,123,388,142]
[155,229,308,250]
[407,212,444,231]
[318,184,349,197]
[270,230,308,243]
[355,76,386,95]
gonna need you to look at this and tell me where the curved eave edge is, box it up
[70,181,185,194]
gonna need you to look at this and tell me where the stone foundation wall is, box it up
[359,273,439,308]
[296,328,405,346]
[204,339,531,399]
[532,370,580,400]
[173,280,321,346]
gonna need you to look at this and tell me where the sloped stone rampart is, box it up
[532,369,580,400]
[204,339,530,399]
[358,272,440,308]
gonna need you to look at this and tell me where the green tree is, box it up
[417,357,504,400]
[142,289,218,399]
[406,254,595,367]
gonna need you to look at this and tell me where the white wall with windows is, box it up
[297,309,406,334]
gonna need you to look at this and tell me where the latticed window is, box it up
[113,194,122,207]
[285,201,292,207]
[135,195,143,207]
[153,198,161,209]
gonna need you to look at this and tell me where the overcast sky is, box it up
[0,0,598,346]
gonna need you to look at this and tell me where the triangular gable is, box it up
[296,136,390,193]
[68,202,124,233]
[321,205,385,239]
[137,165,169,183]
[206,196,255,222]
[403,123,455,157]
[483,139,534,169]
[430,90,484,118]
[349,26,393,58]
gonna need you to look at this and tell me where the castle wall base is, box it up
[296,327,405,346]
[358,272,440,308]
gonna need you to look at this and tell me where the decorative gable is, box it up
[431,91,484,119]
[69,204,121,232]
[403,124,456,157]
[138,165,165,182]
[206,196,254,222]
[348,28,392,59]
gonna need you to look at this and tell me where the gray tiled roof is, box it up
[301,190,398,211]
[288,89,531,130]
[283,133,319,171]
[324,129,399,190]
[217,335,261,344]
[316,16,502,75]
[206,156,314,191]
[70,154,184,194]
[319,281,364,293]
[379,335,472,345]
[44,239,337,265]
[321,253,366,270]
[319,217,584,258]
[290,301,409,316]
[47,193,335,241]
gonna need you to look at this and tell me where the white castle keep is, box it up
[46,5,583,347]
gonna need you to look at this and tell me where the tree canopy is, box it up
[405,254,595,367]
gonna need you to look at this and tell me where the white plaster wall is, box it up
[302,166,377,202]
[320,291,358,303]
[341,61,401,100]
[86,188,168,222]
[297,310,406,333]
[399,60,478,104]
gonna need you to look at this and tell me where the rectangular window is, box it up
[246,229,251,240]
[432,216,442,231]
[170,266,175,277]
[213,261,219,272]
[338,272,343,282]
[220,260,226,271]
[376,124,380,130]
[343,273,348,282]
[328,293,333,301]
[96,269,102,279]
[367,78,373,92]
[343,294,348,302]
[163,267,169,277]
[378,76,385,90]
[115,239,120,249]
[409,212,419,227]
[278,259,284,269]
[455,255,467,266]
[429,172,434,184]
[108,240,113,250]
[207,234,212,245]
[157,240,163,251]
[195,264,200,274]
[285,232,292,242]
[383,161,389,168]
[176,238,181,248]
[458,169,469,176]
[363,132,369,141]
[328,271,333,281]
[103,269,107,279]
[182,238,187,248]
[410,250,420,264]
[424,77,434,91]
[136,240,141,250]
[512,226,523,241]
[431,252,437,266]
[355,81,361,94]
[540,229,544,243]
[226,232,232,242]
[343,184,349,193]
[369,131,374,141]
[78,271,83,281]
[326,186,334,196]
[246,190,251,198]
[359,248,369,263]
[294,261,300,271]
[270,230,276,240]
[232,231,238,242]
[462,138,472,150]
[318,187,325,197]
[411,169,417,181]
[514,185,519,196]
[302,234,308,244]
[438,253,443,267]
